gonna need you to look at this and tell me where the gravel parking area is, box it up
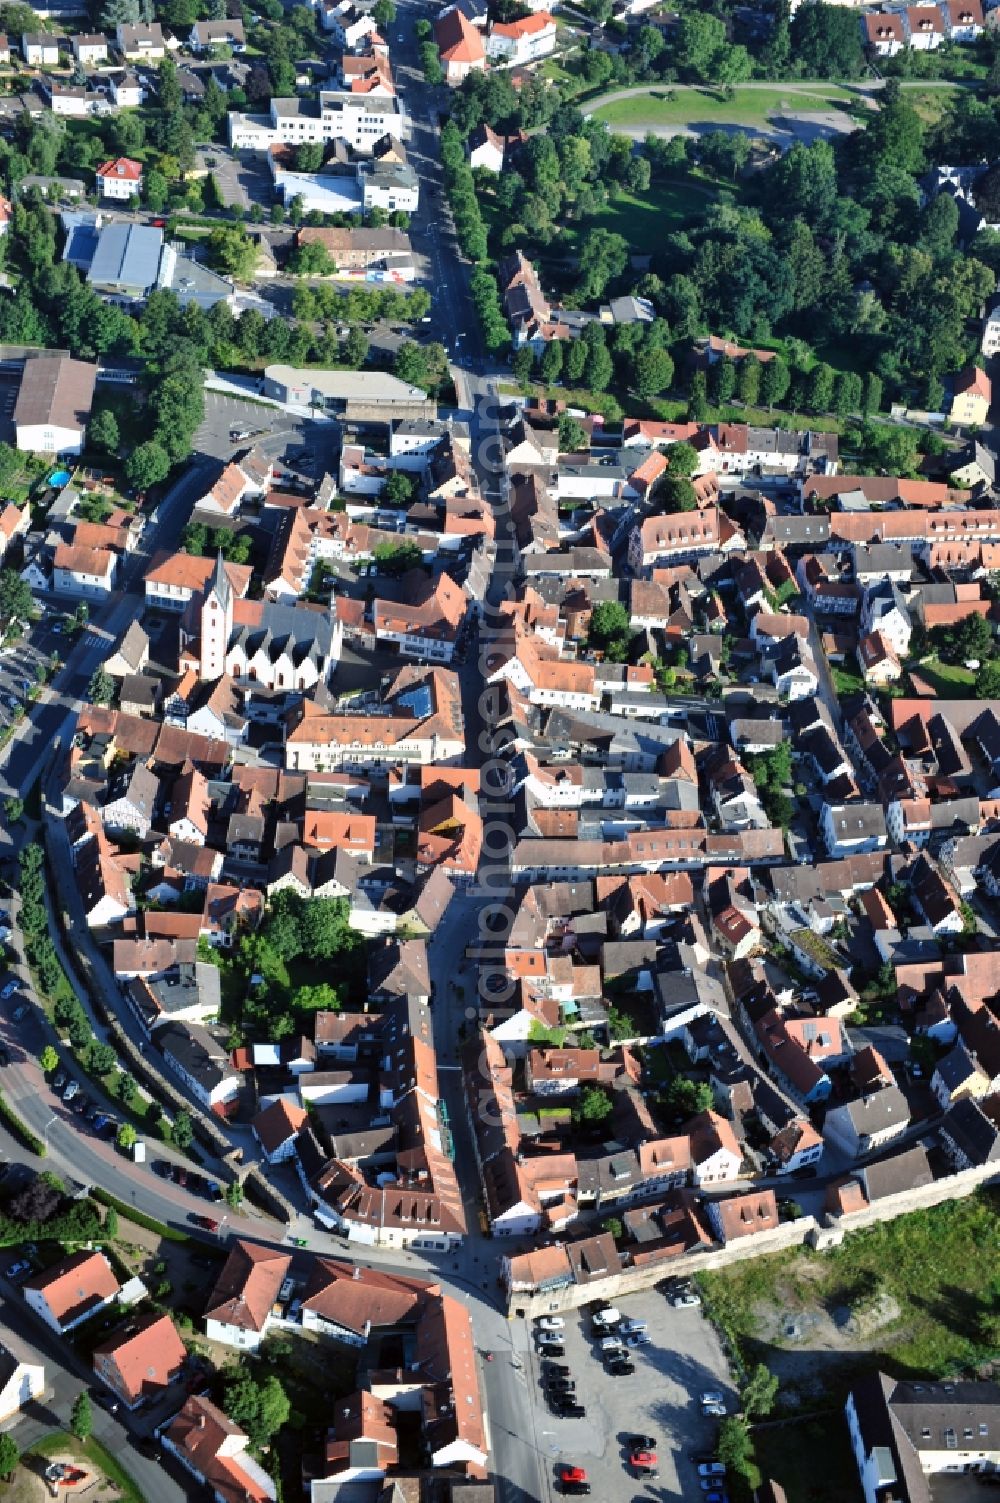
[521,1290,737,1501]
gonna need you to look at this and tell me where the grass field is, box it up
[585,176,721,251]
[591,81,963,135]
[699,1190,1000,1397]
[907,656,976,697]
[593,84,860,133]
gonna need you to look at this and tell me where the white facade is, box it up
[17,422,86,457]
[983,308,1000,359]
[53,555,116,598]
[0,1348,44,1421]
[23,37,60,65]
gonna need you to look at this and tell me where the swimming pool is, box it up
[48,469,71,487]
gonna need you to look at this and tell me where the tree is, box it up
[676,12,728,80]
[575,1085,613,1124]
[565,338,588,384]
[558,414,587,453]
[0,1435,19,1481]
[601,1216,623,1239]
[0,569,33,624]
[665,1076,715,1116]
[742,1362,779,1419]
[208,226,257,281]
[87,667,114,706]
[292,982,341,1014]
[84,1040,117,1075]
[688,369,709,421]
[299,898,355,961]
[575,228,628,302]
[343,326,368,370]
[589,601,631,658]
[88,408,120,453]
[103,1206,118,1240]
[373,0,395,25]
[790,0,864,76]
[4,797,23,824]
[633,345,674,398]
[709,355,737,406]
[125,441,171,491]
[172,1110,193,1150]
[116,1072,138,1107]
[383,470,413,506]
[760,356,791,411]
[583,338,614,393]
[736,354,761,408]
[289,240,333,276]
[394,340,429,388]
[116,1123,137,1152]
[808,362,835,414]
[39,1044,58,1073]
[226,1180,244,1209]
[223,1373,290,1448]
[718,1417,759,1490]
[861,372,883,418]
[976,660,1000,699]
[935,610,993,665]
[71,1393,92,1442]
[540,339,563,384]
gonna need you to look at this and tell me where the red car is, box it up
[191,1214,220,1232]
[630,1451,657,1469]
[559,1467,588,1484]
[150,217,166,227]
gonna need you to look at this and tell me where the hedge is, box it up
[0,1089,45,1156]
[89,1187,189,1243]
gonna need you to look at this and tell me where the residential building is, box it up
[0,1336,44,1422]
[164,1396,276,1503]
[203,1241,292,1350]
[950,365,992,426]
[23,1250,120,1335]
[93,1312,187,1410]
[96,157,143,201]
[434,5,486,82]
[846,1372,1000,1503]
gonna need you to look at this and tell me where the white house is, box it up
[203,1242,291,1351]
[821,802,888,858]
[863,11,905,52]
[96,156,143,200]
[116,22,165,60]
[485,11,557,61]
[189,18,246,50]
[944,0,984,39]
[689,1110,743,1186]
[22,34,61,66]
[902,3,944,47]
[0,1337,44,1422]
[822,1086,910,1159]
[157,1022,241,1112]
[71,33,109,65]
[846,1372,1000,1503]
[52,542,116,599]
[982,306,1000,359]
[22,1251,121,1335]
[469,123,504,172]
[111,71,144,108]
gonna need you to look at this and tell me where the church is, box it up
[180,554,343,692]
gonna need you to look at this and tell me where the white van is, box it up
[592,1307,621,1329]
[599,1336,624,1355]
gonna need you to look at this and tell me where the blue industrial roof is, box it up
[87,222,163,294]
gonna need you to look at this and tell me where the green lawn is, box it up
[906,656,975,697]
[699,1190,1000,1403]
[593,84,859,133]
[584,176,721,252]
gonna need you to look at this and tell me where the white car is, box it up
[671,1292,701,1308]
[702,1402,726,1417]
[0,981,18,999]
[700,1392,724,1407]
[626,1332,651,1347]
[537,1317,565,1331]
[699,1463,726,1478]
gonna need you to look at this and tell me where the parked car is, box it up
[11,1005,27,1022]
[52,1071,67,1090]
[557,1484,591,1496]
[7,1259,30,1280]
[699,1464,727,1478]
[547,1378,575,1392]
[558,1468,588,1484]
[537,1316,565,1331]
[554,1401,586,1418]
[537,1332,564,1348]
[152,1160,172,1178]
[627,1436,657,1452]
[629,1450,657,1470]
[0,981,18,999]
[700,1392,724,1407]
[62,1080,78,1102]
[172,1165,188,1186]
[540,1344,565,1357]
[607,1359,635,1376]
[702,1402,726,1417]
[671,1292,701,1308]
[71,1093,89,1116]
[190,1214,219,1232]
[544,1363,570,1377]
[703,1493,728,1503]
[626,1332,651,1347]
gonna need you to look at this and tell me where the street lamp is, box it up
[42,1113,57,1148]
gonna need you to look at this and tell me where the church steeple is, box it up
[199,551,233,682]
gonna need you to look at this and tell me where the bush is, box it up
[89,1188,189,1242]
[0,1090,45,1157]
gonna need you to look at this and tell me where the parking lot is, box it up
[521,1288,737,1501]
